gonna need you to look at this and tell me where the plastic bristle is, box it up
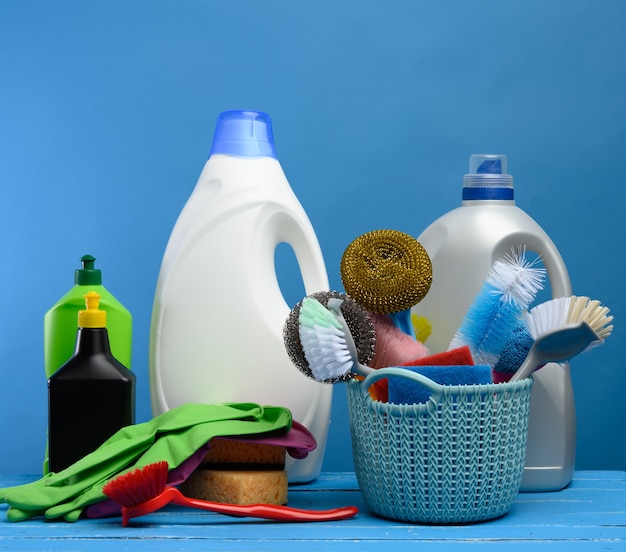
[299,302,355,382]
[566,296,614,340]
[451,249,545,368]
[524,296,570,338]
[526,295,614,342]
[283,290,376,381]
[486,249,545,308]
[450,284,523,366]
[103,461,169,507]
[299,297,342,330]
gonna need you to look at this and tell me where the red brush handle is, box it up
[122,486,358,525]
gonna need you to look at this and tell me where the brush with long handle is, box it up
[103,461,359,526]
[449,248,546,368]
[340,229,432,338]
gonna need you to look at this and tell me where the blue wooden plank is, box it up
[0,472,624,551]
[0,540,622,552]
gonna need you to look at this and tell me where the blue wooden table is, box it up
[0,471,624,550]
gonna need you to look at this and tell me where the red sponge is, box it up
[371,346,474,402]
[402,345,474,367]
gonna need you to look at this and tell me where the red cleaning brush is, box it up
[103,461,358,526]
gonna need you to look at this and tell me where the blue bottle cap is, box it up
[209,110,277,158]
[462,154,514,200]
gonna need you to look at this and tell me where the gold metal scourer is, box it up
[340,229,432,314]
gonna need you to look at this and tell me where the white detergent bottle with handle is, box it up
[413,154,575,492]
[149,110,331,482]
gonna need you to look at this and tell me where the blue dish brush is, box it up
[449,248,545,369]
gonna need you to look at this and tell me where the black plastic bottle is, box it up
[48,291,136,473]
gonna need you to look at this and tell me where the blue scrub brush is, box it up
[449,248,546,368]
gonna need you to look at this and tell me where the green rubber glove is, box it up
[0,402,292,522]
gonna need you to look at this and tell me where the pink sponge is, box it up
[368,312,430,369]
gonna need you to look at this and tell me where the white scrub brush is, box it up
[509,295,614,382]
[283,291,376,384]
[524,295,613,346]
[297,296,375,383]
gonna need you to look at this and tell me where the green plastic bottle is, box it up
[44,255,132,377]
[43,255,132,473]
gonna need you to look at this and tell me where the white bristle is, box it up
[525,295,614,343]
[299,297,342,330]
[299,325,352,381]
[567,296,614,340]
[298,297,355,381]
[524,296,570,338]
[449,247,546,367]
[486,248,546,308]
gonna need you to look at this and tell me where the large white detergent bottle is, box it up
[149,110,331,482]
[413,154,575,491]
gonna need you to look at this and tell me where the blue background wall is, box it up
[1,1,624,475]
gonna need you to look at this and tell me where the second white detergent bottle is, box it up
[149,110,331,482]
[414,154,575,492]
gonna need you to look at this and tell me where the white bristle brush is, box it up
[509,295,613,382]
[509,321,601,383]
[524,295,613,349]
[298,297,374,382]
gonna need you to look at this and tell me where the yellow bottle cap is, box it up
[78,291,106,328]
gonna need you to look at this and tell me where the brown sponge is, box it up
[202,438,286,469]
[180,469,288,505]
[179,438,289,505]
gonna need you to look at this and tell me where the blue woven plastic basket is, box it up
[347,367,533,524]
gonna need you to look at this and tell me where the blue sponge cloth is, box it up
[387,365,493,404]
[493,320,534,374]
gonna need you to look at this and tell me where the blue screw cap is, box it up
[209,110,277,158]
[463,154,514,201]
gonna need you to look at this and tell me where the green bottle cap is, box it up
[75,255,102,285]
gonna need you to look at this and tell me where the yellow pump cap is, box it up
[78,291,106,328]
